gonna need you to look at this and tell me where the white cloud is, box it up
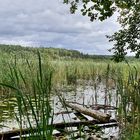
[0,0,120,54]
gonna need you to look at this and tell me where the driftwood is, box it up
[66,102,118,110]
[65,102,111,122]
[0,119,117,140]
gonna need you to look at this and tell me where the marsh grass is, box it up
[1,50,140,139]
[114,65,140,139]
[70,62,140,139]
[0,52,54,140]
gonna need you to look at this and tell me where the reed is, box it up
[0,52,54,139]
[1,49,140,139]
[115,65,140,139]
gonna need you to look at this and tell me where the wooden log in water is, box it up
[65,102,111,122]
[66,102,118,110]
[0,119,117,140]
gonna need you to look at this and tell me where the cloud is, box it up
[0,0,120,54]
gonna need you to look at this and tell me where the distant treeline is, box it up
[0,44,113,60]
[0,44,137,61]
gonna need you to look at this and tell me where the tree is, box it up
[63,0,140,61]
[107,3,140,62]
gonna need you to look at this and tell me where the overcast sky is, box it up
[0,0,120,54]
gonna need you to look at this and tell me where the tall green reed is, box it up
[0,52,54,140]
[116,65,140,139]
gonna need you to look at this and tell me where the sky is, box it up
[0,0,120,55]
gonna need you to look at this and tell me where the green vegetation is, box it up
[63,0,140,61]
[1,45,140,139]
[0,52,54,139]
[0,44,113,60]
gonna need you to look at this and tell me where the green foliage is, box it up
[0,52,54,139]
[63,0,140,62]
[63,0,115,21]
[107,3,140,62]
[0,44,113,60]
[130,132,140,140]
[1,45,140,139]
[63,0,139,22]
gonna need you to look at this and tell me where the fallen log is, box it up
[66,102,118,110]
[65,102,111,123]
[0,119,117,140]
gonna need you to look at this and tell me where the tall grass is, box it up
[1,50,140,139]
[116,66,140,139]
[0,52,54,139]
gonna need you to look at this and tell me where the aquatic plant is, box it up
[0,52,54,139]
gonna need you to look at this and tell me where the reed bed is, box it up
[1,51,140,139]
[0,52,54,139]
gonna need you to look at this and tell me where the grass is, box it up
[0,52,54,139]
[1,46,140,139]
